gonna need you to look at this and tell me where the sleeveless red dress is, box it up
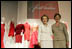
[29,26,38,48]
[1,24,5,48]
[8,21,15,37]
[29,31,38,48]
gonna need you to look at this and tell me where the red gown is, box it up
[24,22,30,41]
[8,21,15,37]
[29,31,38,48]
[15,24,25,43]
[29,26,38,48]
[1,24,5,48]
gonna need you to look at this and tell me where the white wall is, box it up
[1,1,18,25]
[17,1,27,24]
[58,1,71,31]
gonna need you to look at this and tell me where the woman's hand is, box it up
[66,42,69,48]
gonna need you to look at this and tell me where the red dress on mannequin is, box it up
[8,21,15,37]
[29,25,38,48]
[24,22,30,41]
[29,31,38,48]
[1,24,5,48]
[15,24,25,43]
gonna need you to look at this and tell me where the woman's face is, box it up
[54,15,61,22]
[42,16,48,24]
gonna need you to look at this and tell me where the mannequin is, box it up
[24,21,30,48]
[1,17,5,48]
[24,22,30,41]
[8,21,15,37]
[29,23,39,48]
[8,18,15,37]
[15,23,25,48]
[6,18,15,48]
[15,24,24,42]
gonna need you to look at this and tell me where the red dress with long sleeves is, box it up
[15,24,25,43]
[24,22,30,41]
[8,21,15,37]
[1,24,5,48]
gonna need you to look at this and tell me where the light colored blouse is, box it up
[38,23,53,42]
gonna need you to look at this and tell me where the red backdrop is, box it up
[27,1,59,19]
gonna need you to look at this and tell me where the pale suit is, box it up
[38,23,53,48]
